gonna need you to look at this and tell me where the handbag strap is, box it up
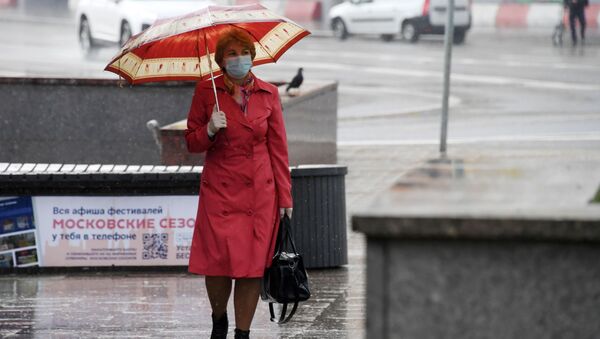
[273,215,288,256]
[269,301,299,324]
[278,215,299,255]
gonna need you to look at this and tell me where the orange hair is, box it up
[215,28,257,69]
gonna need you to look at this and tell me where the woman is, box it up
[185,28,293,339]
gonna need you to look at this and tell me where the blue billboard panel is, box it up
[0,197,38,268]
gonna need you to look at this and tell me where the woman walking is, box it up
[185,28,293,339]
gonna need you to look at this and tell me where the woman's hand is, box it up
[279,208,293,219]
[207,105,227,137]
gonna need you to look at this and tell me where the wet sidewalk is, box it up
[0,268,364,338]
[0,144,430,339]
[0,149,408,338]
[3,140,599,338]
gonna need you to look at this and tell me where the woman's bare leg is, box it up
[205,276,232,318]
[233,278,261,331]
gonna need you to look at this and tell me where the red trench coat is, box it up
[185,75,292,278]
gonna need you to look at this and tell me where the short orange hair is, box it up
[215,28,257,69]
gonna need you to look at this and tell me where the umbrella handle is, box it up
[202,32,229,146]
[205,39,220,112]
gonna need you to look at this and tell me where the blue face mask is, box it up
[225,55,253,79]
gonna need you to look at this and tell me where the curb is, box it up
[5,4,600,31]
[0,12,332,37]
[473,3,600,29]
[0,13,75,25]
[307,28,333,38]
[5,10,599,40]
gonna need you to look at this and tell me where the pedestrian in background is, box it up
[185,27,293,339]
[564,0,589,45]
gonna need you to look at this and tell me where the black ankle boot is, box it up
[210,312,228,339]
[234,328,250,339]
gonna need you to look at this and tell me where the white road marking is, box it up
[276,60,600,91]
[290,48,600,72]
[340,85,443,98]
[338,85,462,119]
[338,133,600,146]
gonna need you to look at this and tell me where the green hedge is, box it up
[591,187,600,204]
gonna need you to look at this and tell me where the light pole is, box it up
[440,0,455,158]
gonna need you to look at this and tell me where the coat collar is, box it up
[198,74,276,95]
[198,74,276,129]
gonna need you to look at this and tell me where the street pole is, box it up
[440,0,455,158]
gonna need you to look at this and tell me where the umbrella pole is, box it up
[205,41,220,112]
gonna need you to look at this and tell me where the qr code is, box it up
[142,233,168,260]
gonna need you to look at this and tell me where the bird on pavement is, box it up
[286,68,303,96]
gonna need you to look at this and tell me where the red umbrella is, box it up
[105,4,310,110]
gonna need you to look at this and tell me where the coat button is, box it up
[223,210,229,216]
[267,179,273,184]
[221,182,228,188]
[246,152,252,159]
[245,180,252,187]
[247,210,254,216]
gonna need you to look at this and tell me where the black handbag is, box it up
[260,215,311,323]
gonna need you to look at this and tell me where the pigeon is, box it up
[286,68,303,95]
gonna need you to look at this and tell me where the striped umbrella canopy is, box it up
[105,3,310,84]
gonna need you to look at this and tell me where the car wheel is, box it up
[79,17,95,53]
[120,21,132,47]
[453,29,466,44]
[332,18,348,41]
[380,34,395,42]
[401,21,419,43]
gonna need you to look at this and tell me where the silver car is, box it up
[329,0,472,43]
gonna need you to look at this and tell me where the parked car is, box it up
[76,0,214,53]
[329,0,472,43]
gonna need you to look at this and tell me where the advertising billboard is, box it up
[32,196,198,267]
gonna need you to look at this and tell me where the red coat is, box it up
[185,75,292,278]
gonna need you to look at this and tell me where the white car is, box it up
[329,0,472,43]
[76,0,214,52]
